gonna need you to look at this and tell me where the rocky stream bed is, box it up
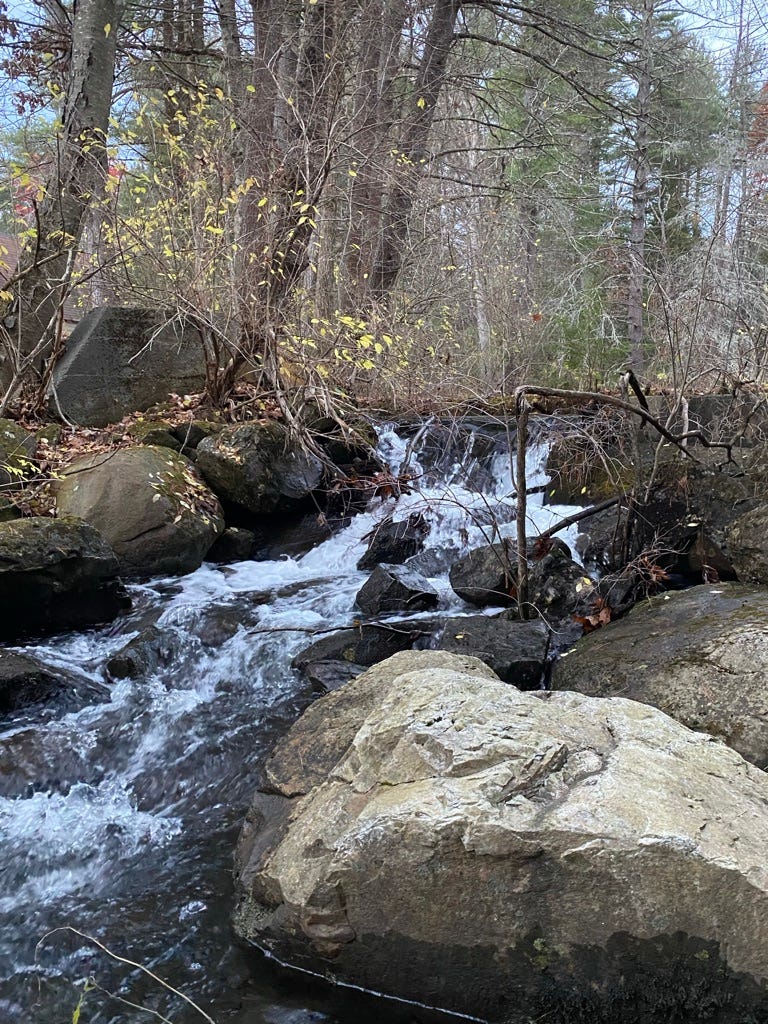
[3,409,768,1024]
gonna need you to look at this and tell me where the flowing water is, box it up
[0,422,581,1024]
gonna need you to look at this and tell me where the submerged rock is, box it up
[106,626,173,681]
[234,651,768,1023]
[0,517,127,641]
[55,446,224,578]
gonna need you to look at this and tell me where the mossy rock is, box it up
[196,421,324,513]
[55,446,224,577]
[0,516,125,640]
[129,420,181,451]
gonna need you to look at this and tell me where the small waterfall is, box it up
[0,420,582,1024]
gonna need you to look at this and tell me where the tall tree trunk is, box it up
[626,0,654,374]
[369,0,461,296]
[2,0,124,391]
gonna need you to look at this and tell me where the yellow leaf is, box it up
[104,22,111,36]
[416,96,426,109]
[257,196,268,207]
[246,84,256,93]
[348,169,357,177]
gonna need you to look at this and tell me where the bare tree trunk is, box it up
[627,0,654,374]
[213,0,340,397]
[369,0,461,296]
[2,0,124,390]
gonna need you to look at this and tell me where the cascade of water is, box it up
[0,421,583,1024]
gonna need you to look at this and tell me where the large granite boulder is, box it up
[196,422,323,515]
[552,583,768,768]
[0,418,36,487]
[234,651,768,1023]
[49,307,208,426]
[55,446,224,578]
[0,517,126,640]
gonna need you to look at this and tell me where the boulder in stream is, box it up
[552,582,768,768]
[355,564,438,617]
[235,650,768,1023]
[448,537,516,606]
[55,446,224,578]
[449,537,587,626]
[436,614,549,688]
[292,618,437,687]
[0,517,127,641]
[356,513,429,571]
[0,650,69,713]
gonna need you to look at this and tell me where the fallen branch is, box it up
[538,496,625,541]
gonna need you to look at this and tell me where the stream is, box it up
[0,422,581,1024]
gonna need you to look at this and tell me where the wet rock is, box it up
[292,619,438,680]
[106,626,173,680]
[196,422,323,515]
[355,565,438,617]
[0,650,68,713]
[254,513,333,560]
[356,513,429,571]
[0,517,127,641]
[449,538,516,607]
[55,446,224,578]
[0,418,36,487]
[449,538,581,621]
[435,614,549,688]
[206,527,256,564]
[552,583,768,768]
[303,659,365,694]
[235,652,768,1023]
[48,307,207,426]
